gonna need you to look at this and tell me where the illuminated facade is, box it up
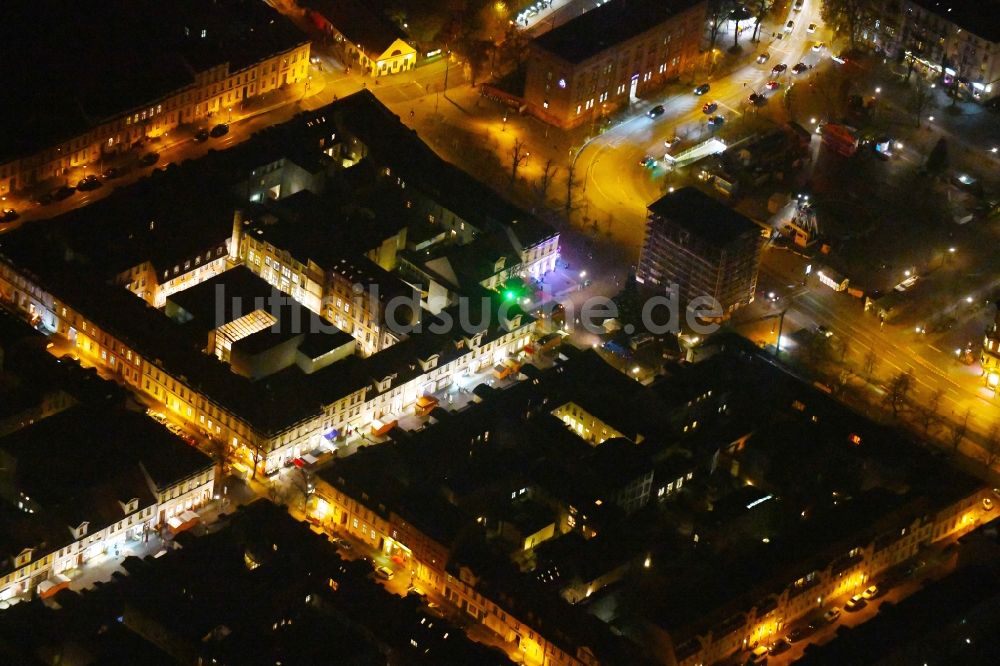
[671,489,995,665]
[863,0,1000,98]
[304,0,416,77]
[982,307,1000,389]
[524,0,705,128]
[637,187,763,315]
[0,408,214,604]
[0,1,310,195]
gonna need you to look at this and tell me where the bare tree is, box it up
[565,159,578,217]
[509,137,529,186]
[984,424,1000,470]
[863,349,878,378]
[282,468,313,512]
[949,409,971,453]
[706,0,734,49]
[820,0,872,50]
[783,84,797,122]
[536,158,558,203]
[909,77,932,128]
[916,389,944,435]
[750,0,774,42]
[883,369,914,418]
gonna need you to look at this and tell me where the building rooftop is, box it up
[0,0,306,163]
[647,186,762,247]
[302,0,409,55]
[532,0,703,65]
[909,0,1000,43]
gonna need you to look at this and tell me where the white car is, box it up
[807,23,818,33]
[813,41,825,51]
[785,20,795,33]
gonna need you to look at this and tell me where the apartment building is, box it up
[637,187,764,315]
[0,406,214,603]
[0,0,310,195]
[523,0,706,128]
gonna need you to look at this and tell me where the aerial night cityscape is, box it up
[4,0,1000,664]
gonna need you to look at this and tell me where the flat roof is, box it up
[647,186,761,247]
[532,0,703,65]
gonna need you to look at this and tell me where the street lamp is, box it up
[227,106,232,123]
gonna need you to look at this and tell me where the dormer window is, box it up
[73,521,89,539]
[120,498,140,515]
[494,256,506,273]
[419,354,439,371]
[15,548,33,568]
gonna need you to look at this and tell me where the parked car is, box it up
[793,0,803,10]
[813,41,825,51]
[748,93,765,106]
[786,626,814,643]
[194,128,210,142]
[807,22,818,33]
[768,638,792,655]
[425,602,446,619]
[747,645,769,665]
[638,155,658,168]
[76,174,103,191]
[756,52,770,64]
[785,20,795,32]
[702,101,718,114]
[139,152,160,167]
[822,607,842,624]
[647,104,665,118]
[0,208,18,223]
[844,594,867,612]
[374,565,394,580]
[210,123,230,138]
[103,166,125,179]
[792,62,809,74]
[52,185,75,201]
[693,83,711,95]
[771,63,787,74]
[707,115,725,127]
[861,585,880,599]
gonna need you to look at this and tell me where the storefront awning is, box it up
[323,429,340,440]
[415,395,438,409]
[38,575,71,600]
[371,418,398,437]
[167,510,200,535]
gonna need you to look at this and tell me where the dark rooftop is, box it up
[647,186,762,247]
[909,0,1000,43]
[302,0,409,55]
[0,0,306,163]
[532,0,703,65]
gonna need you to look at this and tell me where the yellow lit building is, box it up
[981,306,1000,390]
[304,0,416,78]
[0,0,310,195]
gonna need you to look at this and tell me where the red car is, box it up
[766,80,780,90]
[702,101,718,114]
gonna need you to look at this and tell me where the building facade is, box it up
[0,1,310,196]
[637,187,763,315]
[523,0,706,128]
[862,0,1000,100]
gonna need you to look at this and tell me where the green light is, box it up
[504,290,515,300]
